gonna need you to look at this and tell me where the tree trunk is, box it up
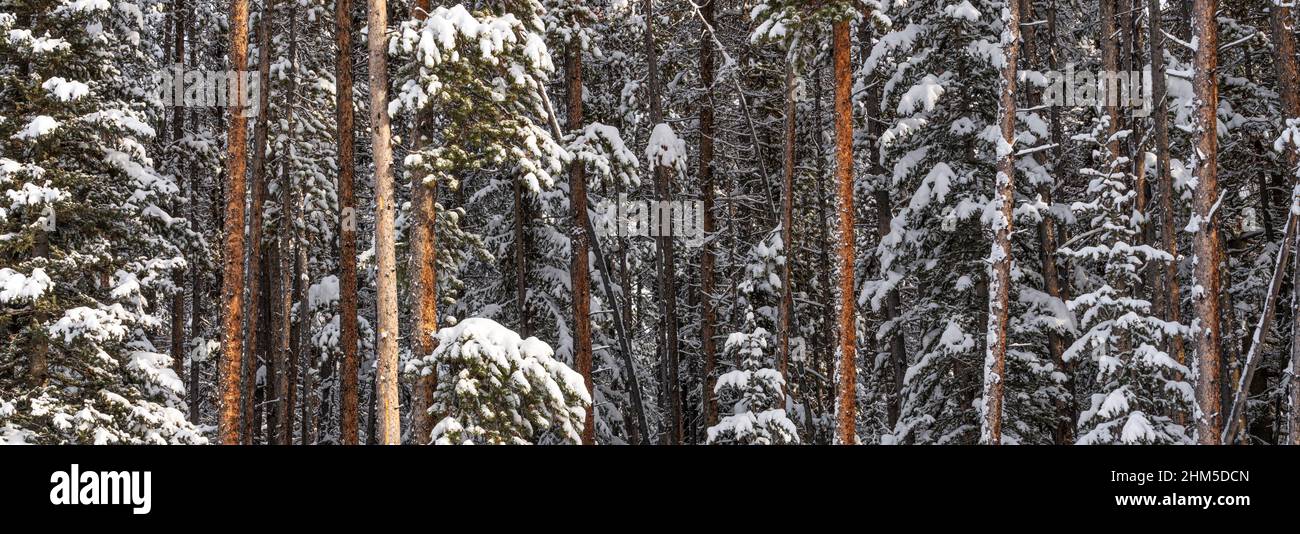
[644,0,682,445]
[1270,0,1300,444]
[169,0,187,387]
[1291,222,1300,444]
[336,0,360,445]
[779,58,796,393]
[274,10,300,445]
[408,0,439,445]
[1149,0,1187,419]
[189,32,203,423]
[565,40,596,445]
[982,0,1020,445]
[1189,0,1223,443]
[243,1,274,445]
[368,0,401,445]
[218,0,252,446]
[698,0,718,431]
[1020,0,1072,444]
[513,178,531,337]
[832,19,856,445]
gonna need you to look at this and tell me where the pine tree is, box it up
[707,313,798,445]
[0,1,203,444]
[406,317,590,444]
[1060,124,1193,444]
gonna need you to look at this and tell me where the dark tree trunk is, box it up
[336,0,360,445]
[698,0,719,431]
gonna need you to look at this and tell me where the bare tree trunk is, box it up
[982,0,1020,445]
[274,11,300,445]
[779,59,795,393]
[1189,0,1223,443]
[644,0,682,445]
[189,106,203,425]
[513,179,531,337]
[170,0,187,386]
[218,0,252,446]
[189,31,204,422]
[408,0,438,445]
[1149,0,1187,426]
[698,0,718,431]
[243,1,274,444]
[264,235,280,444]
[1273,1,1300,446]
[408,0,439,444]
[336,0,360,445]
[368,0,400,445]
[565,40,596,445]
[832,19,856,445]
[1021,0,1072,444]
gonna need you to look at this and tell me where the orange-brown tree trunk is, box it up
[1021,0,1072,444]
[1274,1,1300,446]
[1148,0,1186,410]
[274,10,300,446]
[564,51,594,444]
[566,41,595,445]
[219,0,252,445]
[408,0,438,445]
[779,58,795,393]
[832,19,856,445]
[1190,0,1223,443]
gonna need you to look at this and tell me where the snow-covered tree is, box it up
[707,312,799,445]
[0,1,204,443]
[1060,125,1193,444]
[405,317,590,444]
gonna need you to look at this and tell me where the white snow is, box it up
[0,267,52,303]
[897,74,945,115]
[644,122,687,173]
[41,77,90,101]
[11,115,59,140]
[944,1,981,21]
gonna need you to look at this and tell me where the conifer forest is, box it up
[4,0,1300,446]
